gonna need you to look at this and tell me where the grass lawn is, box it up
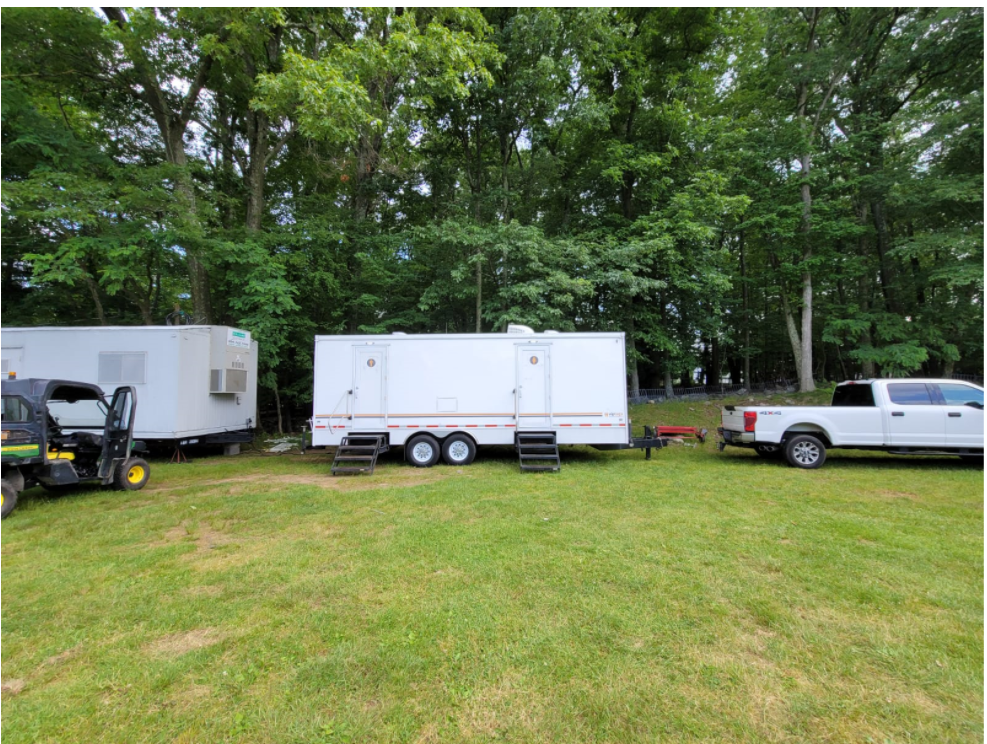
[2,390,983,743]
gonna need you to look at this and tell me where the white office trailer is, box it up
[1,326,258,447]
[311,327,666,473]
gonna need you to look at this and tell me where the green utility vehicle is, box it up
[1,377,150,519]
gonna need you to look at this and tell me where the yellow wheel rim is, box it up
[127,465,145,484]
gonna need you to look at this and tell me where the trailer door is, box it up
[352,347,387,430]
[516,345,551,428]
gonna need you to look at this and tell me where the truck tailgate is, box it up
[721,406,748,432]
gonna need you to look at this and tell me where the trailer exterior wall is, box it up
[312,332,628,448]
[0,327,257,441]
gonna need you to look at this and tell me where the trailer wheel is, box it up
[1,480,18,520]
[754,444,782,459]
[784,435,826,469]
[114,457,151,491]
[441,434,476,466]
[405,435,440,468]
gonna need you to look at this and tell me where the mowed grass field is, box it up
[2,391,983,743]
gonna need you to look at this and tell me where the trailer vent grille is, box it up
[210,368,247,394]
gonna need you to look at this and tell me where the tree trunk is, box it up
[664,368,674,398]
[628,316,639,392]
[739,230,750,386]
[781,289,803,382]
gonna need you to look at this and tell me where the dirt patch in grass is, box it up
[875,490,920,501]
[458,670,543,739]
[182,585,223,598]
[145,628,223,659]
[2,679,26,696]
[145,469,448,498]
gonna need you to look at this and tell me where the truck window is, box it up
[937,383,984,408]
[832,385,875,407]
[1,396,33,423]
[887,383,933,405]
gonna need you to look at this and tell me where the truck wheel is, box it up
[1,480,18,520]
[784,435,826,469]
[406,435,440,468]
[755,444,782,458]
[114,457,150,491]
[442,434,476,466]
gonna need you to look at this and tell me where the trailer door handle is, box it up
[891,412,904,417]
[948,412,962,417]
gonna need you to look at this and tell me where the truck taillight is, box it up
[744,411,757,432]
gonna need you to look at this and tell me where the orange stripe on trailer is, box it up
[446,425,458,428]
[465,425,478,428]
[387,425,399,428]
[485,424,498,428]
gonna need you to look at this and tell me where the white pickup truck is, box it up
[718,379,984,468]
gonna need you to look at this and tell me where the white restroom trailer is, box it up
[311,329,634,468]
[1,326,258,447]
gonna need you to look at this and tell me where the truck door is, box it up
[935,382,984,448]
[99,386,136,478]
[885,382,945,447]
[516,346,550,428]
[352,347,386,430]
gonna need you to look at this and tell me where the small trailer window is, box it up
[832,385,875,407]
[2,396,33,423]
[887,383,933,405]
[99,352,146,384]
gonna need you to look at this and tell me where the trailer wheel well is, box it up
[782,425,831,448]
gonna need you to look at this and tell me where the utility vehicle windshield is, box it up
[47,398,108,429]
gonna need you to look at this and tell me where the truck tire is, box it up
[755,444,783,458]
[1,480,18,520]
[784,435,826,469]
[441,434,476,466]
[405,435,440,468]
[114,457,150,491]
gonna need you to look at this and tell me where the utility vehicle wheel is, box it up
[959,454,984,467]
[784,435,826,469]
[114,457,150,491]
[754,444,782,458]
[441,434,476,466]
[1,480,18,520]
[405,435,440,468]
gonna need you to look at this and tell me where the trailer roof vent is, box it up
[507,324,534,335]
[544,330,560,334]
[392,332,407,335]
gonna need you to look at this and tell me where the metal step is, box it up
[516,431,560,472]
[332,435,386,475]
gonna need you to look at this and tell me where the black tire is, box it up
[1,480,18,520]
[441,434,477,466]
[959,455,984,468]
[754,443,783,458]
[784,434,827,469]
[405,434,440,468]
[114,457,150,491]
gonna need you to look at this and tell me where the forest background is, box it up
[2,8,982,432]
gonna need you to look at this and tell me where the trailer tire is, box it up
[784,435,826,469]
[441,434,476,466]
[754,444,783,458]
[114,457,150,491]
[405,435,440,468]
[1,480,18,520]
